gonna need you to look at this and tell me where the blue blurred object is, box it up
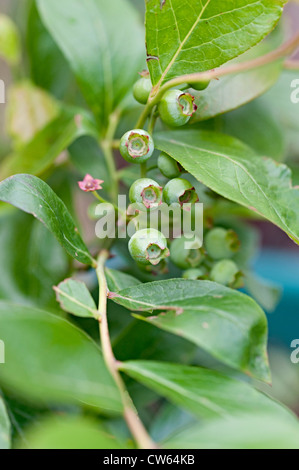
[254,249,299,346]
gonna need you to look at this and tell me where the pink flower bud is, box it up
[78,174,104,192]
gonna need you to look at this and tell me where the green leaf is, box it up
[117,165,142,188]
[37,0,145,129]
[163,412,299,449]
[150,403,195,443]
[26,2,73,99]
[0,212,67,308]
[258,70,299,159]
[120,361,291,420]
[198,100,285,162]
[0,397,10,450]
[1,108,98,179]
[106,268,141,292]
[154,130,299,244]
[0,302,122,414]
[258,348,299,410]
[110,279,270,381]
[290,163,299,187]
[69,136,111,195]
[0,174,95,266]
[145,0,286,87]
[6,81,59,149]
[3,396,50,446]
[220,101,285,162]
[17,415,129,449]
[190,34,284,124]
[54,279,98,318]
[113,320,196,364]
[244,270,282,313]
[192,61,281,123]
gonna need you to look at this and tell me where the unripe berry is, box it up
[133,76,152,104]
[129,228,169,266]
[163,178,198,206]
[158,89,197,127]
[183,267,207,280]
[170,236,203,270]
[205,227,240,260]
[189,78,210,91]
[129,178,163,209]
[158,152,183,179]
[120,129,154,164]
[210,259,242,288]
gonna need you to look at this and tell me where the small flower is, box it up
[78,174,104,192]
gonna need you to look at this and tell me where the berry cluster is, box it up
[187,227,243,288]
[126,171,199,271]
[117,75,242,288]
[168,227,242,289]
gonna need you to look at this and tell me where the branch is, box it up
[96,251,156,450]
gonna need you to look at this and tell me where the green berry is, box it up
[189,78,210,91]
[182,267,207,280]
[129,228,169,266]
[158,89,197,127]
[163,178,198,206]
[205,228,240,260]
[120,129,154,164]
[158,152,183,179]
[133,77,152,104]
[210,260,242,288]
[170,236,203,270]
[129,178,162,209]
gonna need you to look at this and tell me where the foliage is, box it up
[0,0,299,450]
